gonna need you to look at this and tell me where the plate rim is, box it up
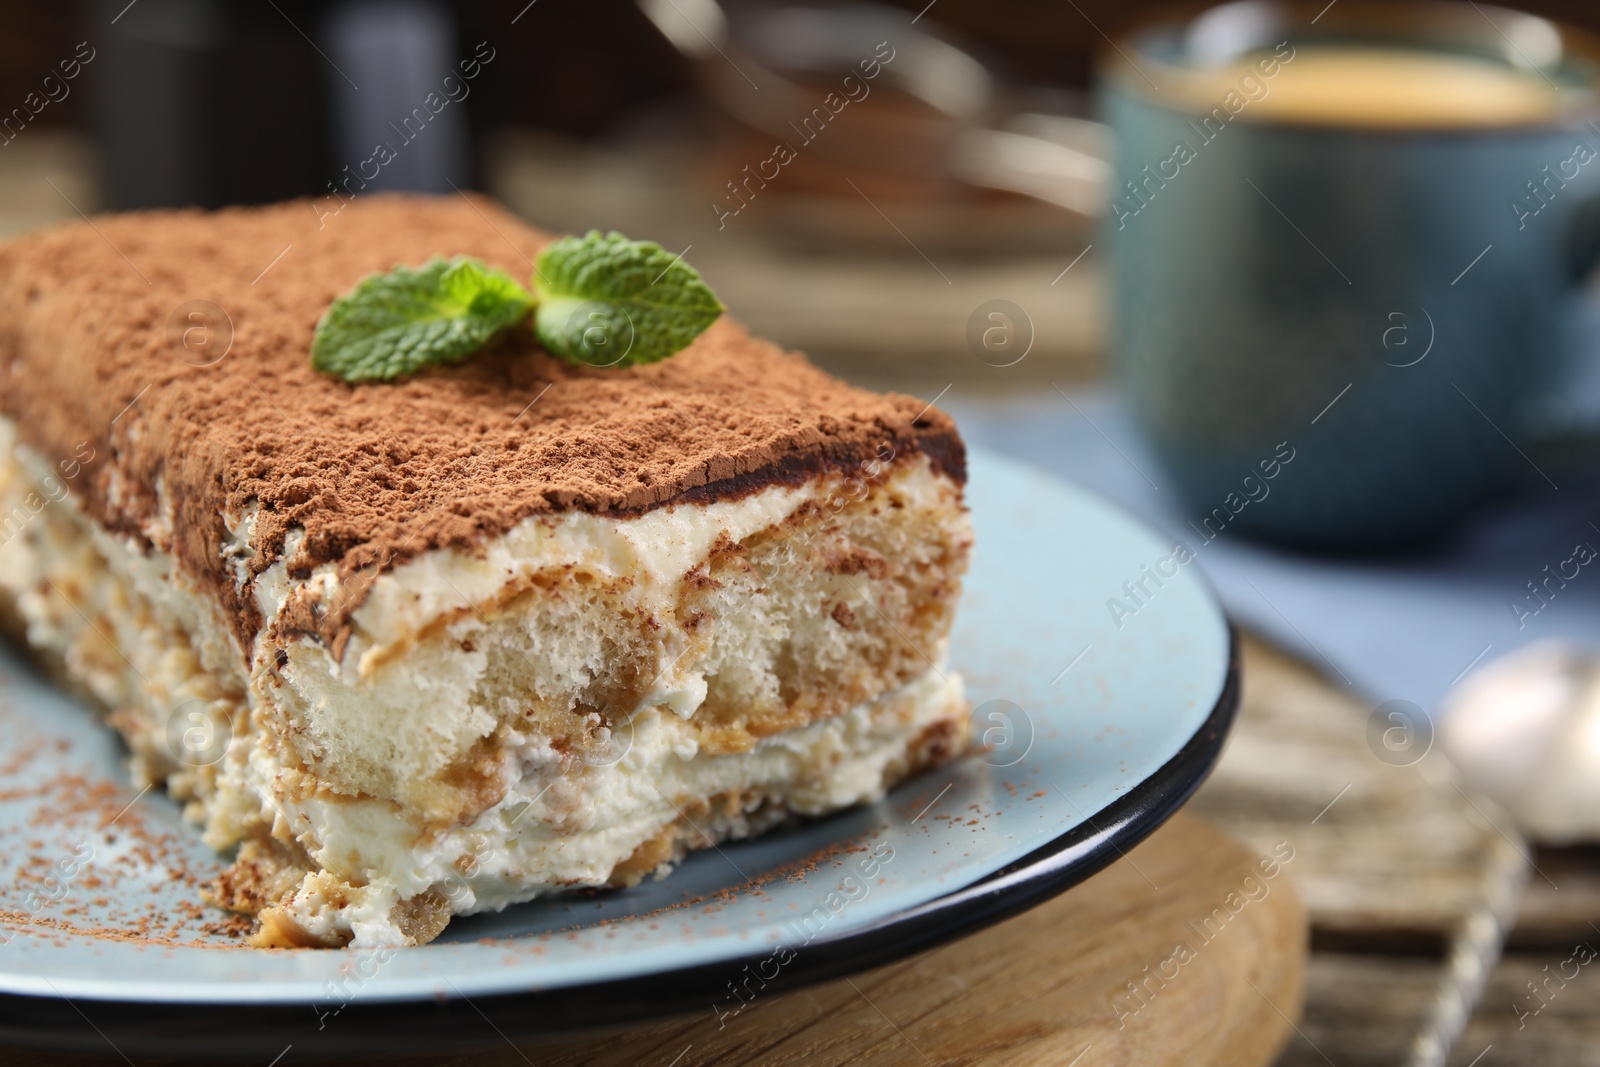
[0,627,1240,1056]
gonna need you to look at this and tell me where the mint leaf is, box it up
[532,231,723,367]
[307,235,725,381]
[311,256,533,382]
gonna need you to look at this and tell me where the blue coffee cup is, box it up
[1101,1,1600,548]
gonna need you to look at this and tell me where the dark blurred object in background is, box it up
[87,0,329,209]
[86,0,477,209]
[459,0,692,137]
[322,0,471,193]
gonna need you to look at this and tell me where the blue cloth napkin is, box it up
[946,388,1600,716]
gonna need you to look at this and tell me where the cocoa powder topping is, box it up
[0,194,962,653]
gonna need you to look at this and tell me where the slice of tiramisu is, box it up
[0,194,971,948]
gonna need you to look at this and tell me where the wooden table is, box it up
[1192,638,1600,1067]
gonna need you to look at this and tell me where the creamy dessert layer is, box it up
[0,417,969,946]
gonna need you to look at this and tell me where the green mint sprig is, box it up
[310,257,531,382]
[533,231,725,367]
[310,232,723,383]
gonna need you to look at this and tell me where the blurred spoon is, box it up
[1440,639,1600,845]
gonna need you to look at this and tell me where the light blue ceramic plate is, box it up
[0,449,1235,1054]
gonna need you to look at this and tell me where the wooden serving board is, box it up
[441,813,1308,1067]
[1,814,1304,1066]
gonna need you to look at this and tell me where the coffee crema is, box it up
[1204,47,1564,128]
